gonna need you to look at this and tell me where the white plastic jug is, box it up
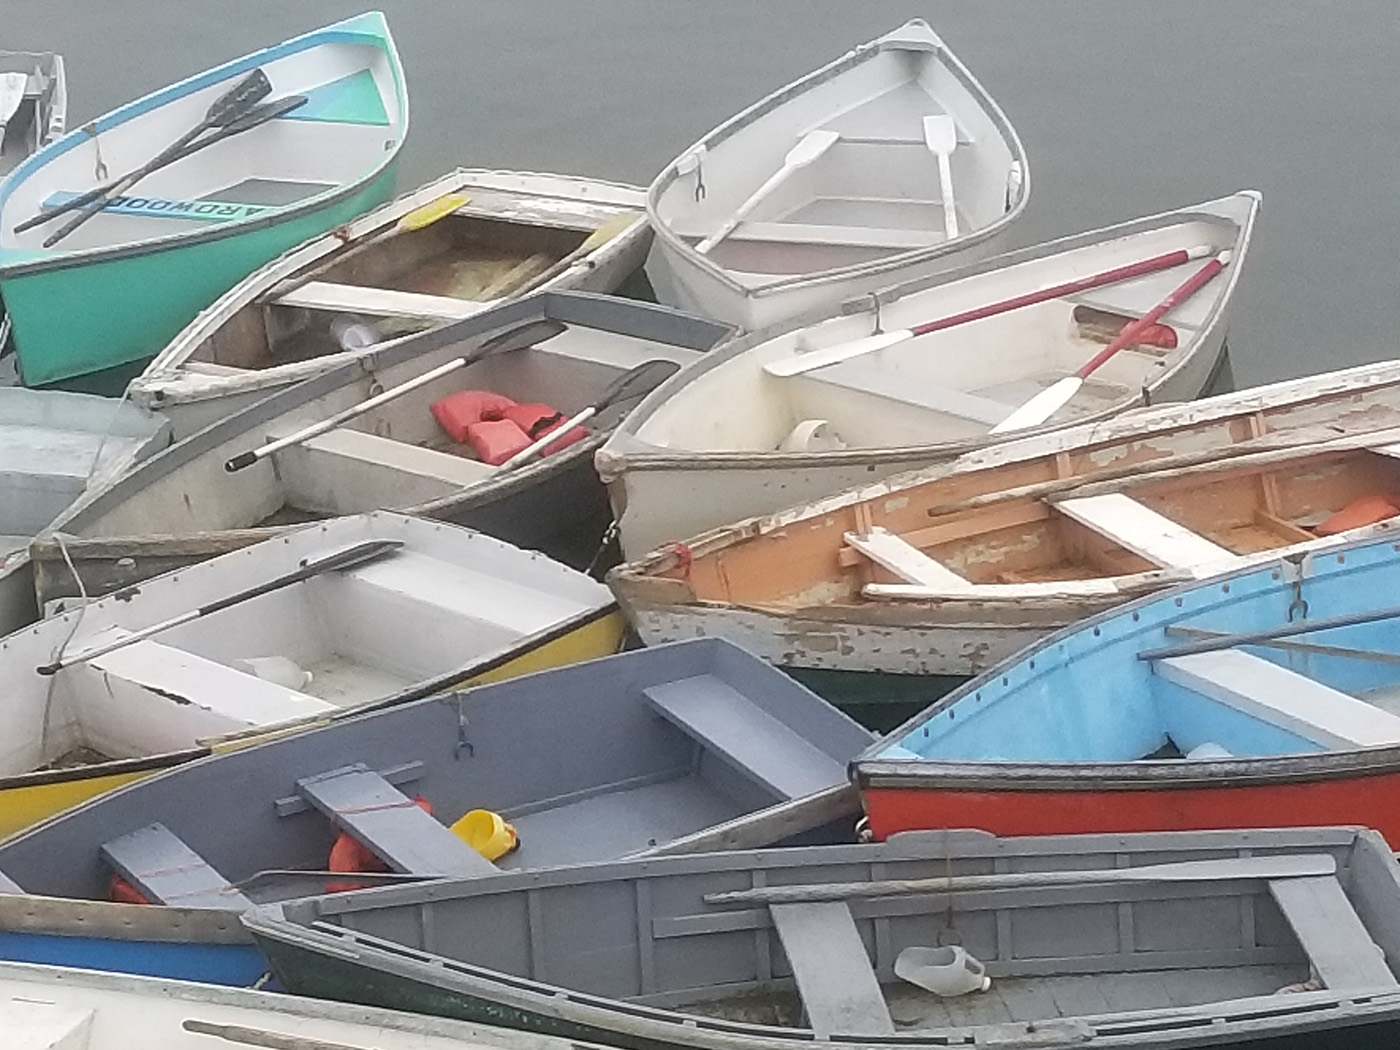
[894,945,991,997]
[237,656,313,690]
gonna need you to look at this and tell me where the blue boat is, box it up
[855,528,1400,843]
[0,638,871,984]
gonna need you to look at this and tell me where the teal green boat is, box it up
[0,12,405,391]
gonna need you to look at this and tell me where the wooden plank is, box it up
[805,363,1013,425]
[7,1001,94,1050]
[273,280,494,321]
[641,676,846,799]
[101,823,252,910]
[836,503,1052,569]
[1369,441,1400,460]
[296,765,496,877]
[1056,493,1233,571]
[1269,876,1398,989]
[769,901,894,1036]
[1156,649,1400,748]
[844,527,970,590]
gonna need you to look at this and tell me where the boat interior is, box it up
[636,222,1235,454]
[836,437,1400,602]
[880,526,1400,766]
[0,515,609,781]
[273,828,1400,1037]
[198,197,631,371]
[0,39,401,254]
[74,317,707,540]
[0,640,870,905]
[654,31,1018,279]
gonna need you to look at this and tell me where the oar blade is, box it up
[208,68,272,125]
[988,376,1082,434]
[922,114,956,155]
[764,329,912,378]
[476,318,567,357]
[599,358,682,410]
[786,128,840,167]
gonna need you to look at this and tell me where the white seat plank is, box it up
[1057,493,1232,573]
[6,1000,94,1050]
[273,281,496,321]
[845,527,971,591]
[1157,649,1400,748]
[1368,441,1400,460]
[1269,875,1398,989]
[802,361,1013,425]
[769,901,895,1036]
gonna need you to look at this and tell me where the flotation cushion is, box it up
[326,795,432,893]
[465,418,533,466]
[430,390,517,443]
[110,872,152,905]
[501,402,589,451]
[1316,494,1400,536]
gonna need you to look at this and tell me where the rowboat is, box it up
[246,826,1400,1049]
[645,19,1028,332]
[129,167,652,438]
[0,511,622,842]
[600,191,1260,559]
[0,50,65,177]
[0,637,872,984]
[856,529,1400,846]
[610,416,1400,686]
[0,961,629,1050]
[29,294,730,610]
[0,387,167,636]
[0,12,406,391]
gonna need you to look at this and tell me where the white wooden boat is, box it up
[25,294,730,615]
[0,50,65,177]
[0,960,626,1050]
[130,168,652,438]
[601,191,1260,558]
[0,388,167,636]
[611,423,1400,680]
[0,511,622,841]
[645,19,1028,331]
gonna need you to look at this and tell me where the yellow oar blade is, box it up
[399,192,471,231]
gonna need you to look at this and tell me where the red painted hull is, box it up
[861,767,1400,845]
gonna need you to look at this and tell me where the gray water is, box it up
[4,1,1399,386]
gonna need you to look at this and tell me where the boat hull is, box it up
[5,166,397,391]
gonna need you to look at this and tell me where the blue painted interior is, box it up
[0,931,268,986]
[882,536,1400,763]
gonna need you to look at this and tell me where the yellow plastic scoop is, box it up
[450,808,519,860]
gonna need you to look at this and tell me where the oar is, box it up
[0,72,27,145]
[35,68,273,247]
[35,539,402,676]
[1138,602,1400,663]
[923,114,959,238]
[702,853,1336,907]
[763,245,1215,378]
[694,129,839,255]
[223,319,567,473]
[183,1018,367,1050]
[14,92,304,236]
[988,250,1232,434]
[495,359,682,470]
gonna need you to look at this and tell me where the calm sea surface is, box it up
[6,0,1400,386]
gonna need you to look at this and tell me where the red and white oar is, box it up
[763,244,1217,378]
[989,249,1233,435]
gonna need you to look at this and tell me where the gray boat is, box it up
[29,291,731,614]
[0,637,872,986]
[0,50,65,177]
[246,826,1400,1049]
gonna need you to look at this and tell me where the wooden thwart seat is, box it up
[1156,649,1400,748]
[845,527,971,591]
[1269,875,1398,989]
[100,822,252,910]
[272,280,495,322]
[1056,493,1233,573]
[641,675,847,798]
[296,764,495,876]
[6,1000,95,1050]
[769,901,895,1037]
